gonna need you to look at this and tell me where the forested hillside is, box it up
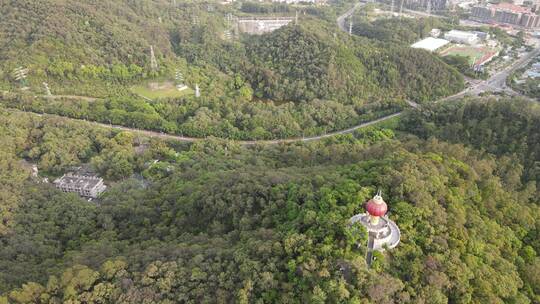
[0,97,539,303]
[400,98,540,185]
[0,0,465,141]
[244,25,463,103]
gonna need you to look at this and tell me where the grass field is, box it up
[131,80,193,100]
[439,44,498,66]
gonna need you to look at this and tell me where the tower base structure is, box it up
[350,213,400,251]
[350,213,400,266]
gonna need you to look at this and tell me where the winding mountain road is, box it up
[10,110,404,145]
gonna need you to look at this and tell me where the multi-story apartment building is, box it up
[471,3,540,28]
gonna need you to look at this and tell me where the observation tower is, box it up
[350,191,400,266]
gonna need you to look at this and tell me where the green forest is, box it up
[0,0,464,140]
[0,97,539,303]
[0,0,539,303]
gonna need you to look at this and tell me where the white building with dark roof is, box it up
[53,173,107,198]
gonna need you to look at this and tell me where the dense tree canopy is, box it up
[0,97,539,303]
[0,1,537,303]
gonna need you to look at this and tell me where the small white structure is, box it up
[444,30,479,45]
[430,28,442,37]
[237,18,293,35]
[53,173,106,198]
[411,37,450,52]
[43,82,52,96]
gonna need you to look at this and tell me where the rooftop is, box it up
[492,3,531,14]
[446,30,478,38]
[411,37,450,52]
[53,173,103,190]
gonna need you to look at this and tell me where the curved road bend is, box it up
[10,109,403,145]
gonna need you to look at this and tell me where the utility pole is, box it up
[195,84,200,98]
[391,0,395,14]
[150,45,158,72]
[295,10,299,25]
[399,0,405,17]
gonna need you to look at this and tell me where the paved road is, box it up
[40,95,98,102]
[441,47,540,102]
[14,110,403,146]
[337,1,364,32]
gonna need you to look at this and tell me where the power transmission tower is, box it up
[12,67,29,87]
[295,10,299,25]
[224,29,232,40]
[349,20,353,35]
[427,0,431,15]
[175,69,184,83]
[150,45,158,71]
[43,82,52,96]
[224,13,233,40]
[399,0,405,17]
[391,0,395,14]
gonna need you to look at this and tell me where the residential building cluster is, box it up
[471,3,540,28]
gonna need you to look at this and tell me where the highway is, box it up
[441,47,540,101]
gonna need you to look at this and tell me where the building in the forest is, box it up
[236,17,294,35]
[350,191,400,265]
[53,173,107,198]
